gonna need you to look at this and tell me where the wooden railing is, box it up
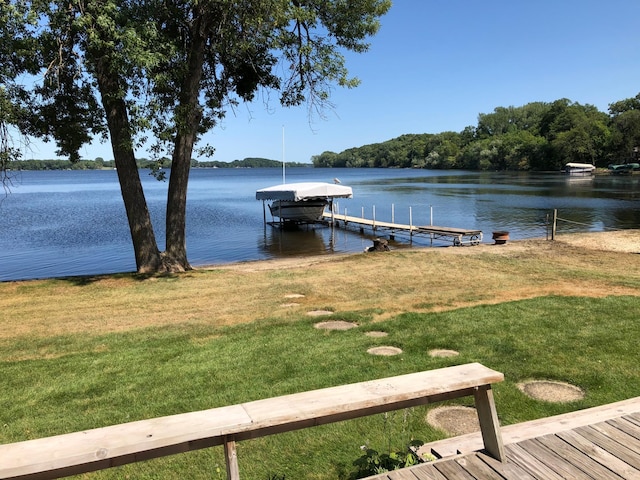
[0,362,505,480]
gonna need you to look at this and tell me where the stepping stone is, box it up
[314,320,358,330]
[307,310,333,317]
[367,346,402,356]
[428,349,459,358]
[517,380,585,403]
[365,331,388,338]
[426,406,479,436]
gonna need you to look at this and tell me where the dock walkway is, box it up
[364,397,640,479]
[321,212,482,246]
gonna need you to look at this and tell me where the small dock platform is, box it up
[364,396,640,479]
[322,212,482,246]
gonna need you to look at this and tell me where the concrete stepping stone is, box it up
[426,406,479,436]
[314,321,358,330]
[365,331,388,338]
[428,349,459,358]
[367,346,402,356]
[307,310,333,317]
[517,380,585,403]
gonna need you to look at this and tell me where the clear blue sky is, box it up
[27,0,640,163]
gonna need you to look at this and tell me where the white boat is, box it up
[268,199,329,221]
[562,163,596,175]
[256,182,353,222]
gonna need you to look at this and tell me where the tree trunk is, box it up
[94,58,164,274]
[163,12,208,271]
[164,140,192,271]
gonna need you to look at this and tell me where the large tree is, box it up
[609,93,640,163]
[1,0,35,188]
[4,0,391,273]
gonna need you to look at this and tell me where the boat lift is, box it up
[256,182,353,226]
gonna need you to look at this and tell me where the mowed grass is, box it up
[2,292,640,479]
[1,237,639,478]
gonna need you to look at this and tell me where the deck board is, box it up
[576,424,640,470]
[454,454,506,479]
[505,443,566,479]
[557,429,639,478]
[368,398,640,480]
[519,437,593,478]
[608,417,640,441]
[536,433,623,479]
[432,460,476,479]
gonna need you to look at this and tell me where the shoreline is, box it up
[2,229,638,340]
[210,229,640,273]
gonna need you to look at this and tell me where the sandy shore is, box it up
[551,229,640,253]
[216,229,640,272]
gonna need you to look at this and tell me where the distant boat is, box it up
[256,182,353,223]
[608,163,639,175]
[562,163,595,175]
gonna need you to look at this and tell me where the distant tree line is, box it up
[11,157,309,170]
[192,158,310,168]
[13,158,114,170]
[312,94,640,171]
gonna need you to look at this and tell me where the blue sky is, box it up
[27,0,640,163]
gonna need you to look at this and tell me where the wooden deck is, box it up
[365,397,640,479]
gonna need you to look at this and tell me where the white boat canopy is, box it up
[564,163,596,170]
[256,182,353,201]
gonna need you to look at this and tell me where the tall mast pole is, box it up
[282,125,286,184]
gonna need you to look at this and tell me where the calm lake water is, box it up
[1,168,639,281]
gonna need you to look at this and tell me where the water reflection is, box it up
[261,224,333,256]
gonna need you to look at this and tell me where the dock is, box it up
[364,396,640,479]
[321,211,483,246]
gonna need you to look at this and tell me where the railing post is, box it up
[330,200,335,225]
[473,385,505,462]
[409,206,413,237]
[372,205,376,230]
[224,437,240,480]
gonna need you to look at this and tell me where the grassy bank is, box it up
[1,236,639,479]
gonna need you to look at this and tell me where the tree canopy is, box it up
[2,0,391,273]
[313,95,640,171]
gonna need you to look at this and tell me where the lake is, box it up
[1,168,638,281]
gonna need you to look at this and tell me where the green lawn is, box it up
[1,295,639,479]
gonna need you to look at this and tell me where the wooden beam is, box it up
[473,385,505,462]
[224,437,239,480]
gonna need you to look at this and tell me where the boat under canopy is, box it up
[255,182,353,202]
[256,182,353,223]
[562,163,596,175]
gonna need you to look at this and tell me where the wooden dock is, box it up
[364,397,640,479]
[321,212,483,246]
